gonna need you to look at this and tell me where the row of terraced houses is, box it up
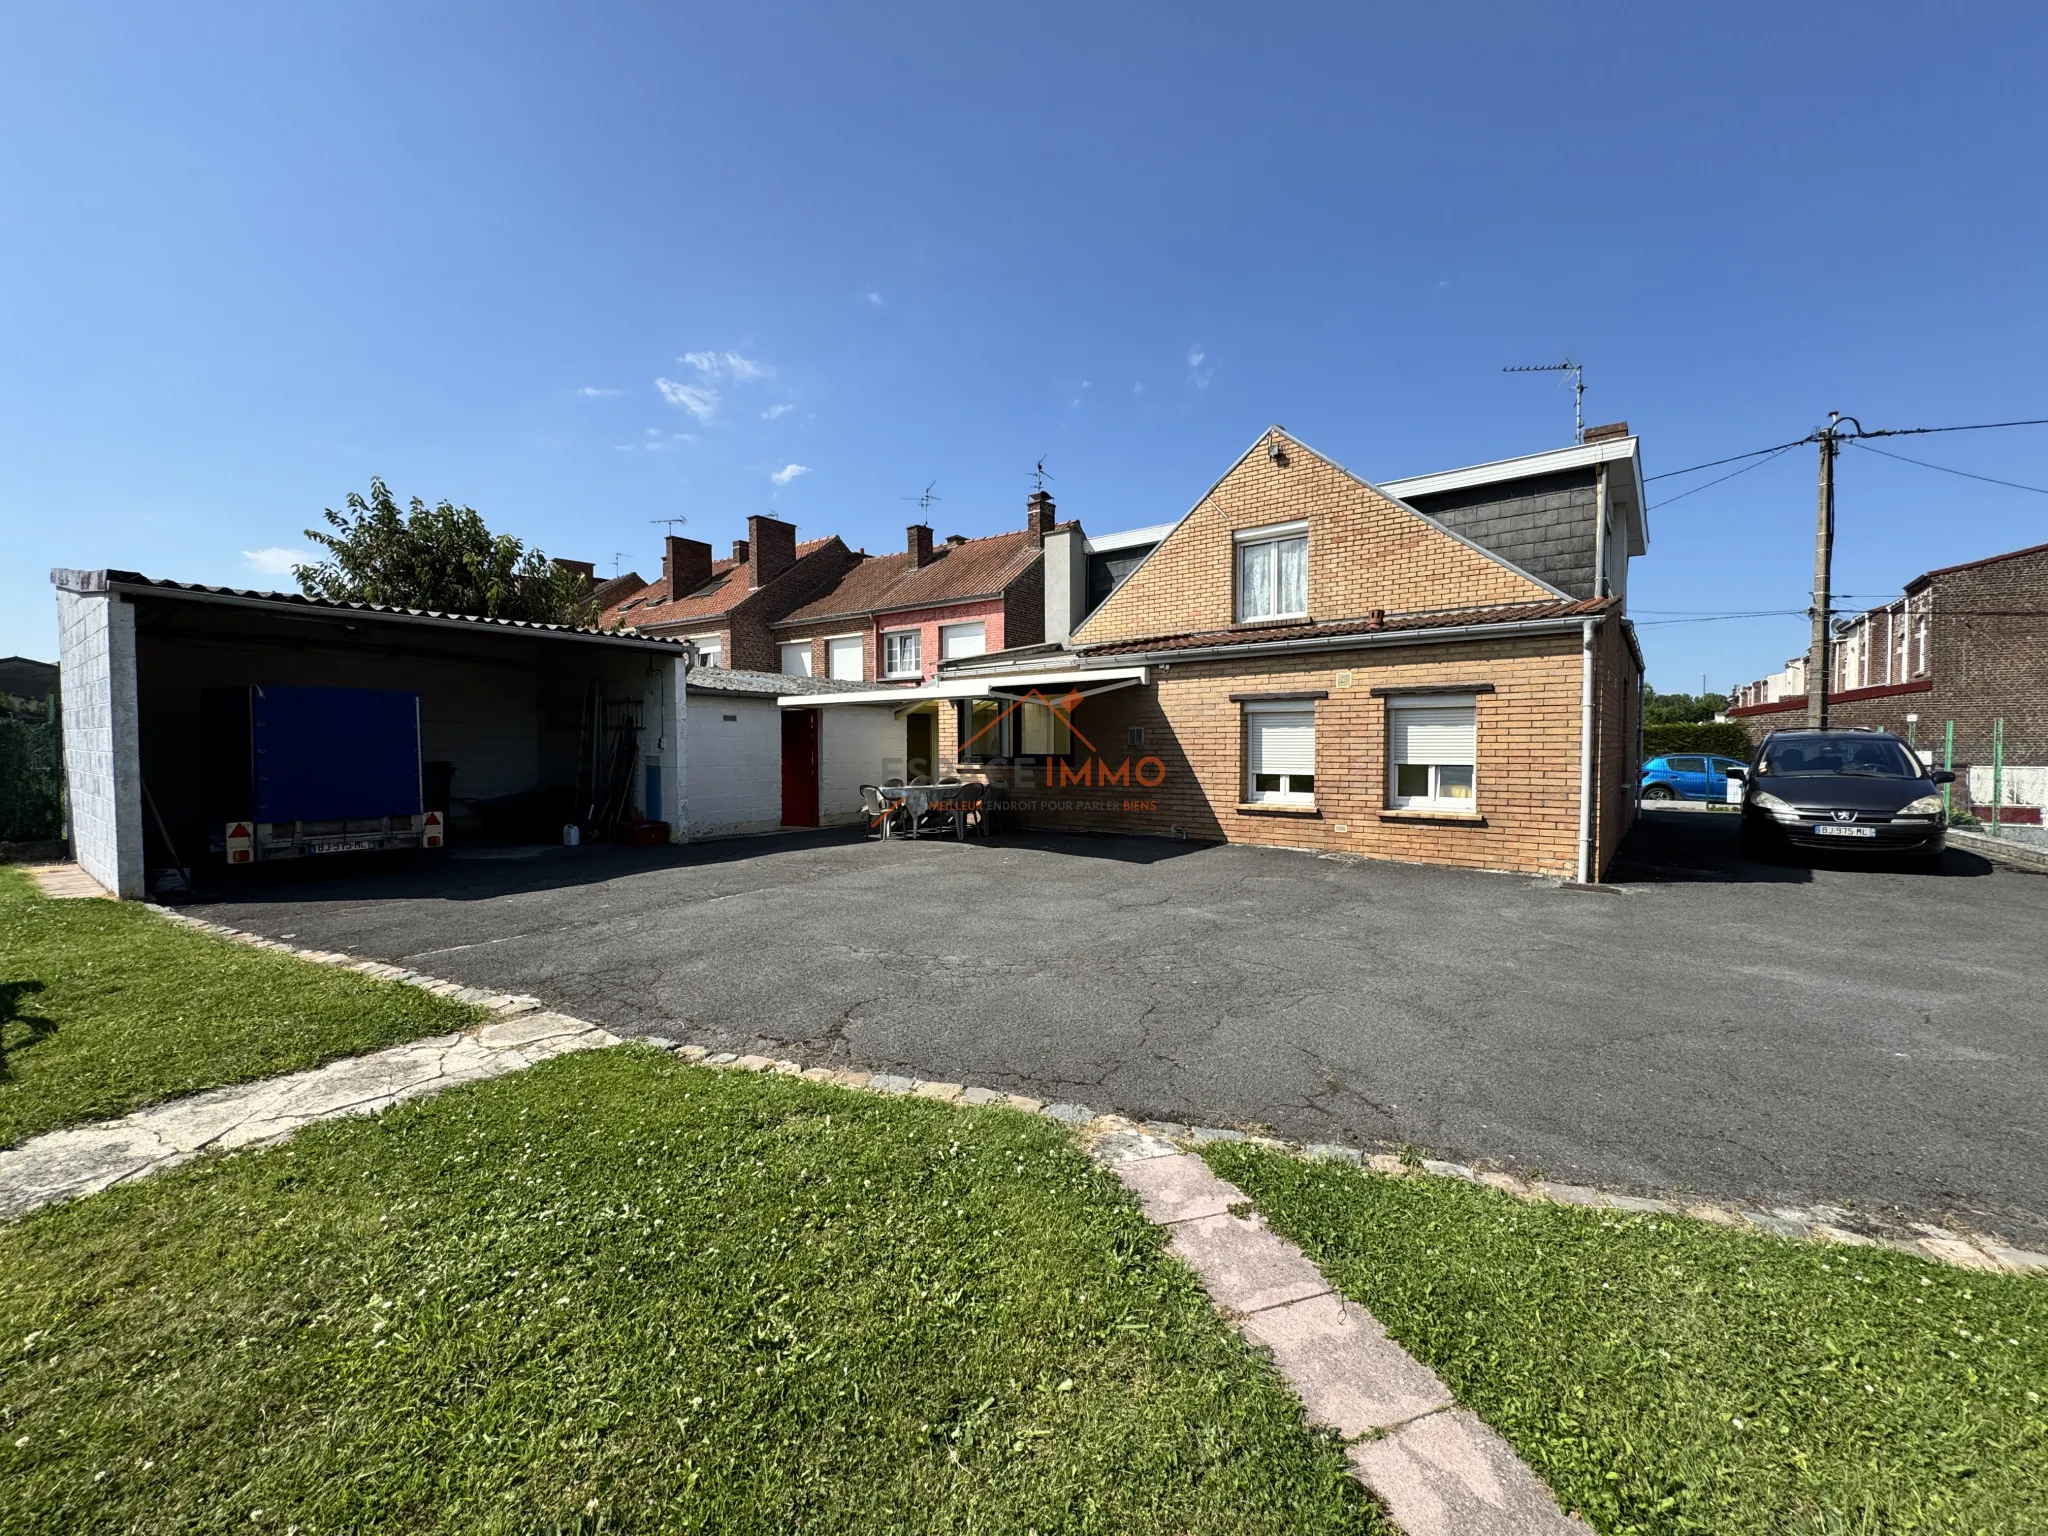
[597,422,1652,881]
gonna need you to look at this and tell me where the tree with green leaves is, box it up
[294,478,597,625]
[1642,686,1730,726]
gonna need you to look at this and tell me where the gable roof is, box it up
[603,537,839,629]
[1071,425,1567,648]
[775,528,1043,627]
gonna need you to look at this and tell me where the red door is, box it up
[781,708,820,827]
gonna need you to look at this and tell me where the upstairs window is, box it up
[826,635,864,681]
[1388,698,1476,810]
[883,629,922,678]
[689,637,723,669]
[1235,523,1308,622]
[779,642,813,677]
[939,621,986,660]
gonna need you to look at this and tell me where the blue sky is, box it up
[4,4,2044,692]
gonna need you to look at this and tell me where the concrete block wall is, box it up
[685,695,783,837]
[55,584,144,897]
[819,706,903,825]
[1074,428,1555,649]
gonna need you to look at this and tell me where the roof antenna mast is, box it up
[1503,360,1585,444]
[902,481,941,515]
[1032,456,1054,494]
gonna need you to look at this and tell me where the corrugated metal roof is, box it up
[62,570,689,649]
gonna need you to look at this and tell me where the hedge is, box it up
[1642,721,1755,760]
[0,707,63,841]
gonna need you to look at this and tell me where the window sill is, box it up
[1237,802,1321,818]
[1379,809,1487,825]
[1231,614,1311,630]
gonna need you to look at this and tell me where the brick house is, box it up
[765,497,1053,777]
[1728,540,2048,822]
[598,514,858,672]
[795,425,1649,880]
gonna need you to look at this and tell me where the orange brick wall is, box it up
[1073,428,1555,647]
[936,626,1636,879]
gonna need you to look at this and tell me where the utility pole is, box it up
[1807,417,1840,728]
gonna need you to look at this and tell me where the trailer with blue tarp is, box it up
[201,684,444,861]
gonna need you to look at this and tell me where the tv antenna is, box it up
[649,516,689,532]
[1503,360,1585,443]
[1031,456,1054,494]
[611,551,629,576]
[902,481,941,514]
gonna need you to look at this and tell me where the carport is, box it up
[52,569,689,898]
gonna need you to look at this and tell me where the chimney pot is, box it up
[906,524,934,569]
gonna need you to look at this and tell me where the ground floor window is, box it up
[957,697,1072,761]
[1245,704,1315,804]
[1388,697,1476,809]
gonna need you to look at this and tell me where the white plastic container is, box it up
[562,824,582,847]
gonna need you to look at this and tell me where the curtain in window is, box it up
[1240,541,1275,619]
[1276,537,1306,615]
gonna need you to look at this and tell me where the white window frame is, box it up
[1233,520,1309,623]
[825,633,865,682]
[688,635,724,669]
[882,628,922,679]
[1387,695,1478,812]
[778,640,813,677]
[1243,701,1316,806]
[939,620,987,660]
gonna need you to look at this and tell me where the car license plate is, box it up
[1813,824,1875,838]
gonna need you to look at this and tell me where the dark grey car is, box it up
[1732,728,1952,866]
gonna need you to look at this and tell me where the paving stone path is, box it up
[1098,1135,1588,1535]
[0,1009,618,1221]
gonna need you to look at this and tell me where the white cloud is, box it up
[761,402,795,420]
[680,350,771,382]
[1133,381,1145,394]
[242,546,310,576]
[770,463,809,486]
[577,386,620,397]
[866,292,885,308]
[656,376,719,421]
[1186,346,1213,390]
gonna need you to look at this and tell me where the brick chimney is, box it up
[1582,421,1630,443]
[1026,489,1057,538]
[906,523,934,569]
[748,515,796,589]
[663,537,713,603]
[730,539,749,565]
[553,558,596,582]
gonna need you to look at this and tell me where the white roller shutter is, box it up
[826,636,863,681]
[1247,709,1315,777]
[778,642,813,677]
[940,621,986,659]
[1388,702,1474,765]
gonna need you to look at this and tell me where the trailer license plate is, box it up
[309,839,383,854]
[1813,824,1875,838]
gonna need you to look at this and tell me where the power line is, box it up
[1647,443,1802,509]
[1847,438,2048,496]
[1644,438,1815,481]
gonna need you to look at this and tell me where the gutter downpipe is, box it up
[1577,617,1597,884]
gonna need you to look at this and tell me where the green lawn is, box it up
[0,1048,1384,1536]
[0,865,482,1146]
[1202,1142,2048,1536]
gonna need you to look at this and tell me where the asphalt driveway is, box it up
[195,811,2048,1246]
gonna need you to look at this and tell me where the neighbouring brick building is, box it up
[1728,540,2048,821]
[598,515,858,672]
[794,424,1650,880]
